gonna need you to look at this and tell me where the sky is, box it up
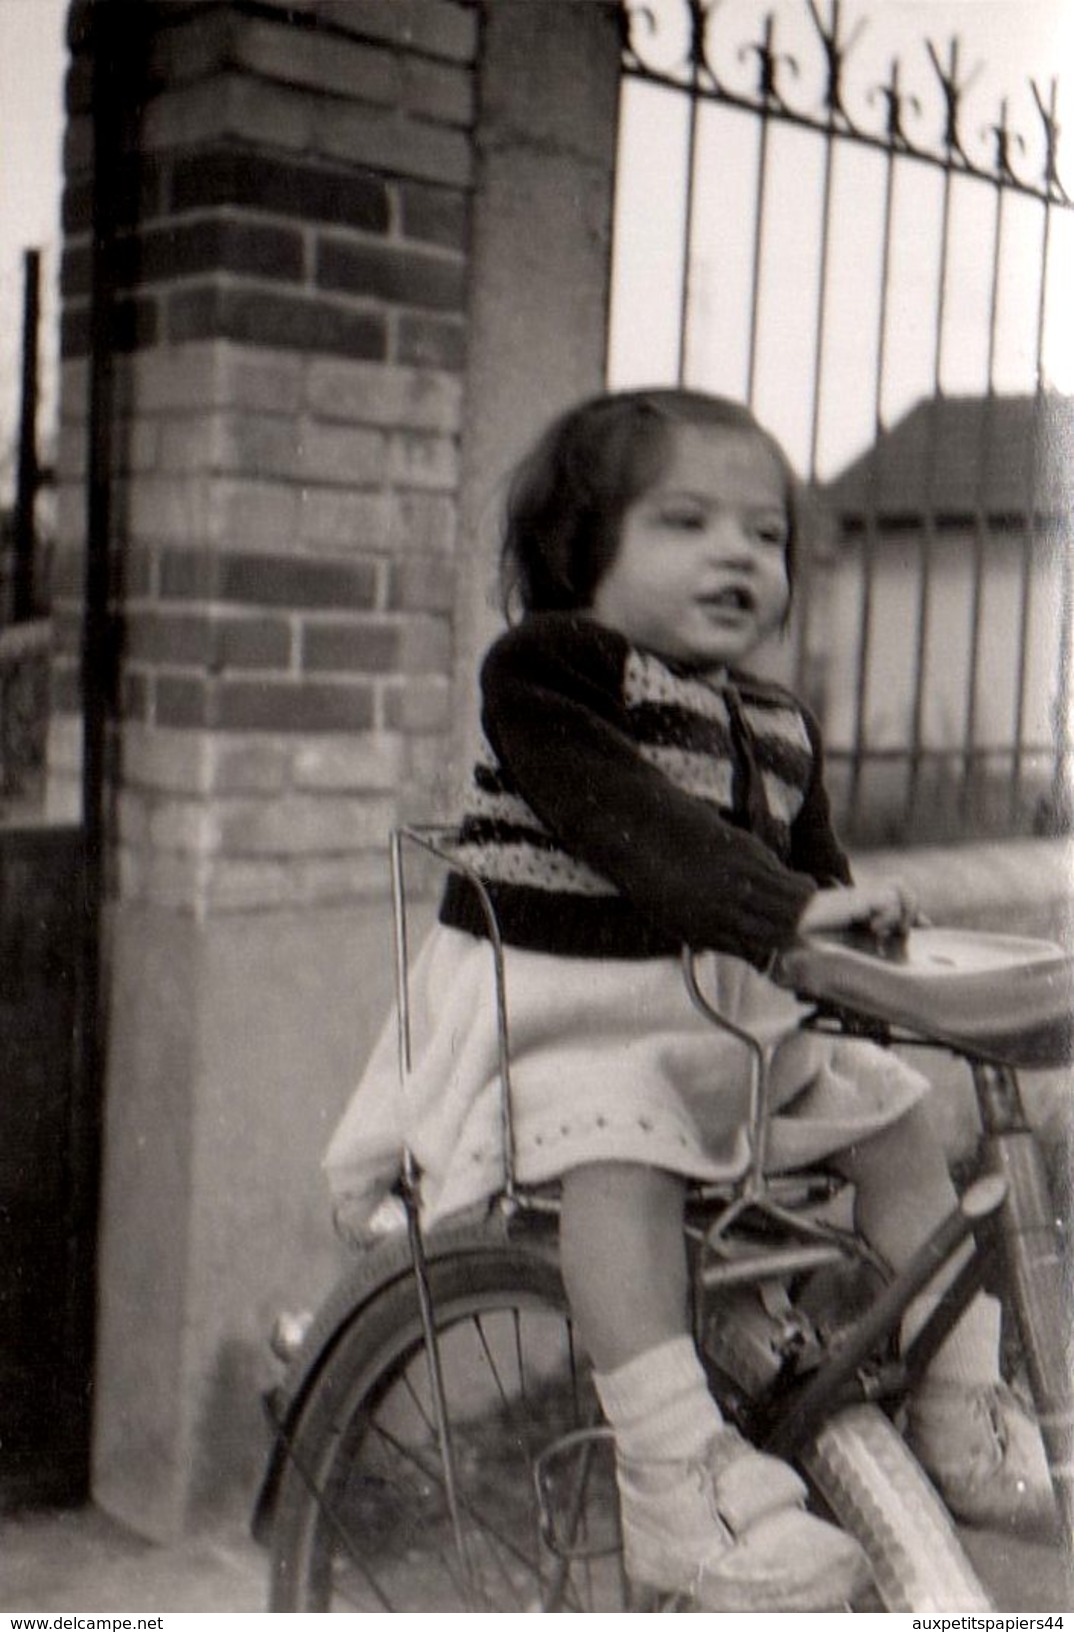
[0,0,66,493]
[0,0,1071,494]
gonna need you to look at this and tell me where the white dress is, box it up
[325,925,929,1231]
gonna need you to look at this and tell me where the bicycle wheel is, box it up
[269,1237,993,1613]
[803,1404,993,1611]
[269,1240,628,1612]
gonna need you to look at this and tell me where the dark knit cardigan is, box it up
[440,612,852,965]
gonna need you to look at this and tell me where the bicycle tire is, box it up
[269,1241,628,1611]
[269,1239,993,1612]
[803,1404,994,1611]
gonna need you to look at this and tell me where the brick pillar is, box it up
[51,0,620,1537]
[52,0,471,855]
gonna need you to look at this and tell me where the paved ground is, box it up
[2,1508,267,1614]
[2,1503,1071,1613]
[961,1528,1074,1611]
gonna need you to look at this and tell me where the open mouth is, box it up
[699,586,755,613]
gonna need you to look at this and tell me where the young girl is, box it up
[326,390,1050,1611]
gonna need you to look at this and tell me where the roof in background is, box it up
[823,393,1074,523]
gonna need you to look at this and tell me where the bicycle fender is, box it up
[251,1213,558,1541]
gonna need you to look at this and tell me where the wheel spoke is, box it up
[271,1410,396,1610]
[269,1246,627,1612]
[368,1416,544,1595]
[472,1311,520,1416]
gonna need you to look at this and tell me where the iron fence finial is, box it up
[1031,77,1070,203]
[740,12,798,110]
[925,38,979,165]
[988,98,1025,185]
[805,0,865,125]
[873,57,921,150]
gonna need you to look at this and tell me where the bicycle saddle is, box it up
[775,927,1074,1069]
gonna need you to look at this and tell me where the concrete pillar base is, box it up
[92,899,398,1538]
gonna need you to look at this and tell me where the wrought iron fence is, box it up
[611,0,1073,844]
[4,247,49,628]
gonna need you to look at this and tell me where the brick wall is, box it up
[51,0,476,913]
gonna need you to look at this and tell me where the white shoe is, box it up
[908,1381,1056,1533]
[617,1426,872,1611]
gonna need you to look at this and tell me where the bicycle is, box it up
[255,825,1073,1612]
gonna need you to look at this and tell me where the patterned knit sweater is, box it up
[439,612,851,965]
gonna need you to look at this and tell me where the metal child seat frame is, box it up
[385,824,897,1589]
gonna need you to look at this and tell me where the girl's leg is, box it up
[832,1100,1052,1527]
[560,1162,722,1464]
[557,1161,870,1608]
[829,1099,971,1352]
[559,1161,689,1371]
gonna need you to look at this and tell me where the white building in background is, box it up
[813,393,1073,838]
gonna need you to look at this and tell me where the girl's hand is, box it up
[798,880,918,943]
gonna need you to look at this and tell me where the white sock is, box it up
[904,1289,1002,1389]
[925,1292,1003,1387]
[594,1334,724,1464]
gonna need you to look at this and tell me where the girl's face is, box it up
[589,424,791,668]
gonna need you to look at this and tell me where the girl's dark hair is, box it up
[500,388,802,620]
